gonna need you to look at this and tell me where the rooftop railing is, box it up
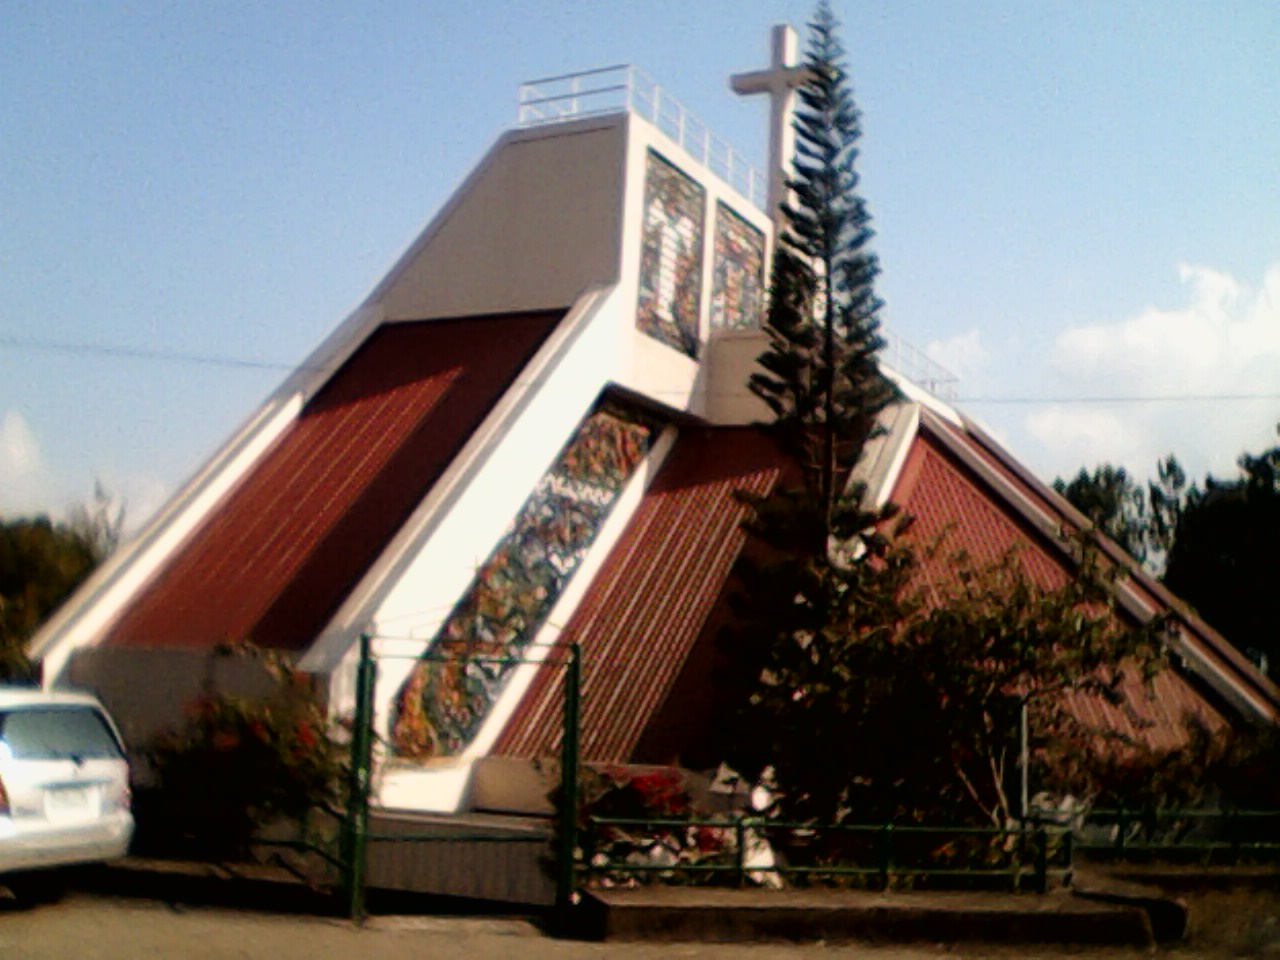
[517,65,767,209]
[516,68,960,404]
[882,329,960,402]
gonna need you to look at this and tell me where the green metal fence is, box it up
[332,635,582,923]
[577,806,1280,894]
[1075,807,1280,862]
[583,815,1069,893]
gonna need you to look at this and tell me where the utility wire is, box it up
[957,393,1280,405]
[2,334,1277,406]
[0,334,302,372]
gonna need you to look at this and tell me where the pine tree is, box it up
[717,1,909,823]
[749,0,897,547]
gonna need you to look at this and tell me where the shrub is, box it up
[146,643,346,859]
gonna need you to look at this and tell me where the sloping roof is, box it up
[492,426,786,762]
[947,411,1280,722]
[494,399,1278,765]
[101,311,563,652]
[892,407,1280,742]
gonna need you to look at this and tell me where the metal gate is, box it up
[335,634,582,922]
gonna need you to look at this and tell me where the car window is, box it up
[0,706,124,761]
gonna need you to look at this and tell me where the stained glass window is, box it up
[391,400,660,759]
[636,151,705,357]
[710,202,766,330]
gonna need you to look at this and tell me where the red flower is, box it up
[295,721,317,749]
[212,731,240,752]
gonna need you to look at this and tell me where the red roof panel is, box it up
[103,311,562,651]
[891,422,1230,749]
[493,427,785,762]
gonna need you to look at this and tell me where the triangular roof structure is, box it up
[32,44,1279,818]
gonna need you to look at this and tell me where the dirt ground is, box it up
[1,888,1277,960]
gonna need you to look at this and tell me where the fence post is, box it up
[1035,826,1049,893]
[735,816,747,887]
[340,632,377,922]
[1014,824,1025,892]
[878,823,893,890]
[555,642,582,921]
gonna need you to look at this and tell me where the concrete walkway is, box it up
[76,856,1192,948]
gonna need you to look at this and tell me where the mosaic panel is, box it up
[636,151,705,357]
[710,202,766,330]
[391,401,660,759]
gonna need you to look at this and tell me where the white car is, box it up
[0,687,134,897]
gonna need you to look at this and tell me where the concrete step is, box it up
[577,886,1156,946]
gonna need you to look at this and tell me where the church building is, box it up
[30,26,1280,849]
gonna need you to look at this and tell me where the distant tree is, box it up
[717,0,905,824]
[1054,465,1149,562]
[1146,454,1188,560]
[65,481,126,562]
[1054,456,1187,570]
[1164,430,1280,678]
[0,486,124,680]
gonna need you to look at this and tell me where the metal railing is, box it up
[517,65,767,208]
[881,329,960,403]
[1075,807,1280,861]
[584,816,1067,893]
[333,635,583,923]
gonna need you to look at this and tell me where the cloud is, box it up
[926,329,987,383]
[0,410,171,529]
[0,410,53,515]
[0,411,43,480]
[111,473,171,534]
[1024,263,1280,481]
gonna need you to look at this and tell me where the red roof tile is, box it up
[493,427,785,762]
[891,420,1231,750]
[103,311,563,651]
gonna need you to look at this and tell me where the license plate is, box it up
[45,786,92,819]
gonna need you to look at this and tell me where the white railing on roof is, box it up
[516,68,959,405]
[882,329,960,402]
[517,65,768,209]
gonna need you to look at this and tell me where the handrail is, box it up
[517,65,767,209]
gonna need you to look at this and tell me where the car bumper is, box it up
[0,813,134,874]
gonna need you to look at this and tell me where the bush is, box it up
[146,644,346,860]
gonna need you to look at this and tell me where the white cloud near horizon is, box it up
[0,408,171,530]
[1024,262,1280,482]
[0,410,51,515]
[926,329,988,386]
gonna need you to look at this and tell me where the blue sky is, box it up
[4,1,1279,526]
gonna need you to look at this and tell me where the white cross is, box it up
[730,24,810,227]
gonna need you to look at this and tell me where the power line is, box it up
[958,393,1280,405]
[0,335,300,372]
[2,334,1277,407]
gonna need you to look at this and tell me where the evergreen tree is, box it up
[1054,465,1150,563]
[718,1,907,823]
[1053,457,1186,571]
[1164,430,1280,678]
[749,0,897,544]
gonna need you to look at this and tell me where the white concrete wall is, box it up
[705,328,772,424]
[610,115,774,421]
[376,119,628,322]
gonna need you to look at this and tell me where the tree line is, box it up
[1056,434,1280,681]
[0,484,123,680]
